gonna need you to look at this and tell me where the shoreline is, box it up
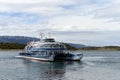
[0,49,23,51]
[0,43,120,51]
[0,49,120,51]
[77,49,120,51]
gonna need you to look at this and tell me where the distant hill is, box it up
[0,36,119,50]
[78,46,120,50]
[0,36,40,44]
[67,43,87,49]
[0,36,86,48]
[0,42,25,49]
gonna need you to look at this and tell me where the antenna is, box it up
[39,33,45,41]
[48,32,51,38]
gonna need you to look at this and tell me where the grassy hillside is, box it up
[0,42,25,49]
[63,43,77,50]
[0,36,86,49]
[0,42,77,50]
[78,46,120,50]
[1,42,119,51]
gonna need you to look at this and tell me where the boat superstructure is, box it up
[17,33,83,61]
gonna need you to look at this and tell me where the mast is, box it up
[48,32,51,38]
[39,33,45,42]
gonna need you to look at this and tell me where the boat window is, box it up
[40,44,50,48]
[43,38,55,42]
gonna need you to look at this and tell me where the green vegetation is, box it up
[0,42,120,51]
[63,43,77,50]
[0,42,25,49]
[0,42,77,50]
[78,46,120,51]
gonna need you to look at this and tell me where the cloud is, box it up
[94,4,120,17]
[47,15,120,31]
[49,30,120,46]
[0,0,109,16]
[0,0,120,46]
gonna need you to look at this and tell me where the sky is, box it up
[0,0,120,46]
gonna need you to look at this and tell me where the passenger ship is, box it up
[17,33,83,61]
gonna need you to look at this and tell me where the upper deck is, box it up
[25,37,67,51]
[43,38,55,42]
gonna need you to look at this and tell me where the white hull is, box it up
[16,56,54,61]
[16,53,83,61]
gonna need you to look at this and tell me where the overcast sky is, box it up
[0,0,120,46]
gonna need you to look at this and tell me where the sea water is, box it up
[0,50,120,80]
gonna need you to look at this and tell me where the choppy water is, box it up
[0,50,120,80]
